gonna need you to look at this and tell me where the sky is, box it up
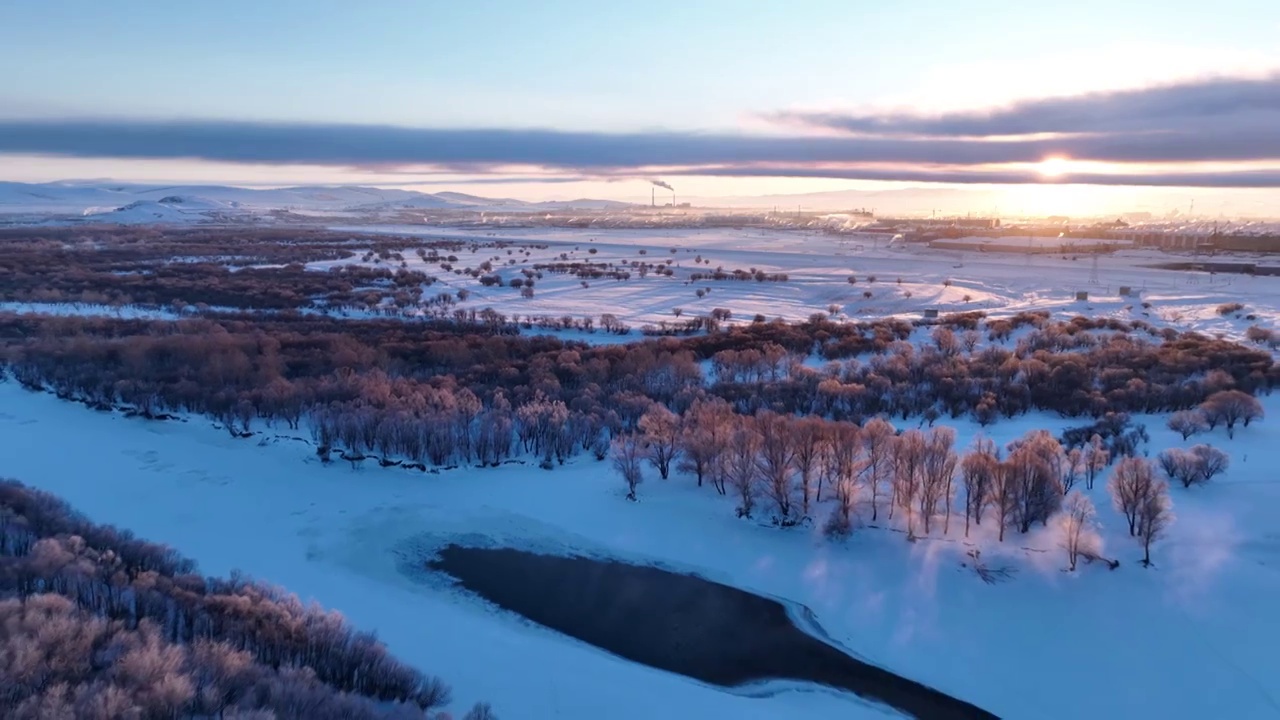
[1,0,1279,214]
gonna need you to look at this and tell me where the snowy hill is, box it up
[81,196,229,224]
[0,181,632,222]
[530,198,634,211]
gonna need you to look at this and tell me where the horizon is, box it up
[7,177,1278,220]
[2,1,1279,216]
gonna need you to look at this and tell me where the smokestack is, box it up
[651,187,654,207]
[672,190,676,207]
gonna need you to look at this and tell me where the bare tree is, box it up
[677,398,731,491]
[917,427,958,535]
[1006,430,1065,533]
[1061,447,1084,493]
[988,460,1019,542]
[828,421,862,510]
[1083,433,1109,489]
[1156,448,1193,488]
[1136,477,1174,566]
[791,416,825,517]
[932,327,960,357]
[1059,491,1099,571]
[724,423,761,518]
[960,437,998,537]
[1189,444,1229,485]
[1200,390,1264,438]
[464,702,499,720]
[860,418,896,522]
[1161,445,1229,487]
[1167,410,1208,440]
[755,411,798,523]
[638,405,681,480]
[892,429,926,536]
[611,433,646,501]
[1108,456,1156,536]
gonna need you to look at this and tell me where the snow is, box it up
[322,225,1280,342]
[0,301,184,320]
[4,221,1280,718]
[0,182,635,224]
[3,377,1280,720]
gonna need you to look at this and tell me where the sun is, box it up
[1037,156,1071,178]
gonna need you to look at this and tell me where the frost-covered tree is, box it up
[960,437,998,537]
[755,411,798,522]
[1058,491,1099,571]
[611,433,646,501]
[1108,456,1157,536]
[917,427,958,535]
[860,417,896,522]
[724,424,761,518]
[1167,409,1208,440]
[1136,477,1174,566]
[1201,390,1264,438]
[828,421,862,517]
[1083,433,1109,490]
[1061,447,1084,493]
[1005,430,1065,533]
[790,416,826,517]
[677,398,731,491]
[638,405,681,480]
[891,429,927,536]
[1189,444,1230,485]
[987,460,1019,542]
[1158,445,1229,488]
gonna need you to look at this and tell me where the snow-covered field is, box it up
[3,376,1279,719]
[5,224,1280,719]
[325,225,1280,342]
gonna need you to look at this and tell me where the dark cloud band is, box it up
[774,74,1280,139]
[2,73,1279,189]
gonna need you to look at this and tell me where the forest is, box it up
[0,479,496,720]
[0,303,1265,569]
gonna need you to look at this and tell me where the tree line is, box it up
[612,398,1237,568]
[1,311,1270,466]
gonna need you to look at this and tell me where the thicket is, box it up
[1,308,1272,472]
[0,480,476,718]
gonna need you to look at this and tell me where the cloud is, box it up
[680,165,1280,188]
[773,73,1280,143]
[2,74,1279,189]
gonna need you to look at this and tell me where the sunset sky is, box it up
[2,0,1278,214]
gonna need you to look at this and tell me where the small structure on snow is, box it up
[922,308,939,319]
[1075,291,1089,301]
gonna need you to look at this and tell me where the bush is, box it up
[823,510,853,540]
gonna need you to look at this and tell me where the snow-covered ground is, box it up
[5,223,1280,718]
[325,225,1280,342]
[8,223,1275,346]
[0,301,185,320]
[3,378,1279,720]
[0,182,637,225]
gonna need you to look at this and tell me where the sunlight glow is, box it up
[1037,157,1072,178]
